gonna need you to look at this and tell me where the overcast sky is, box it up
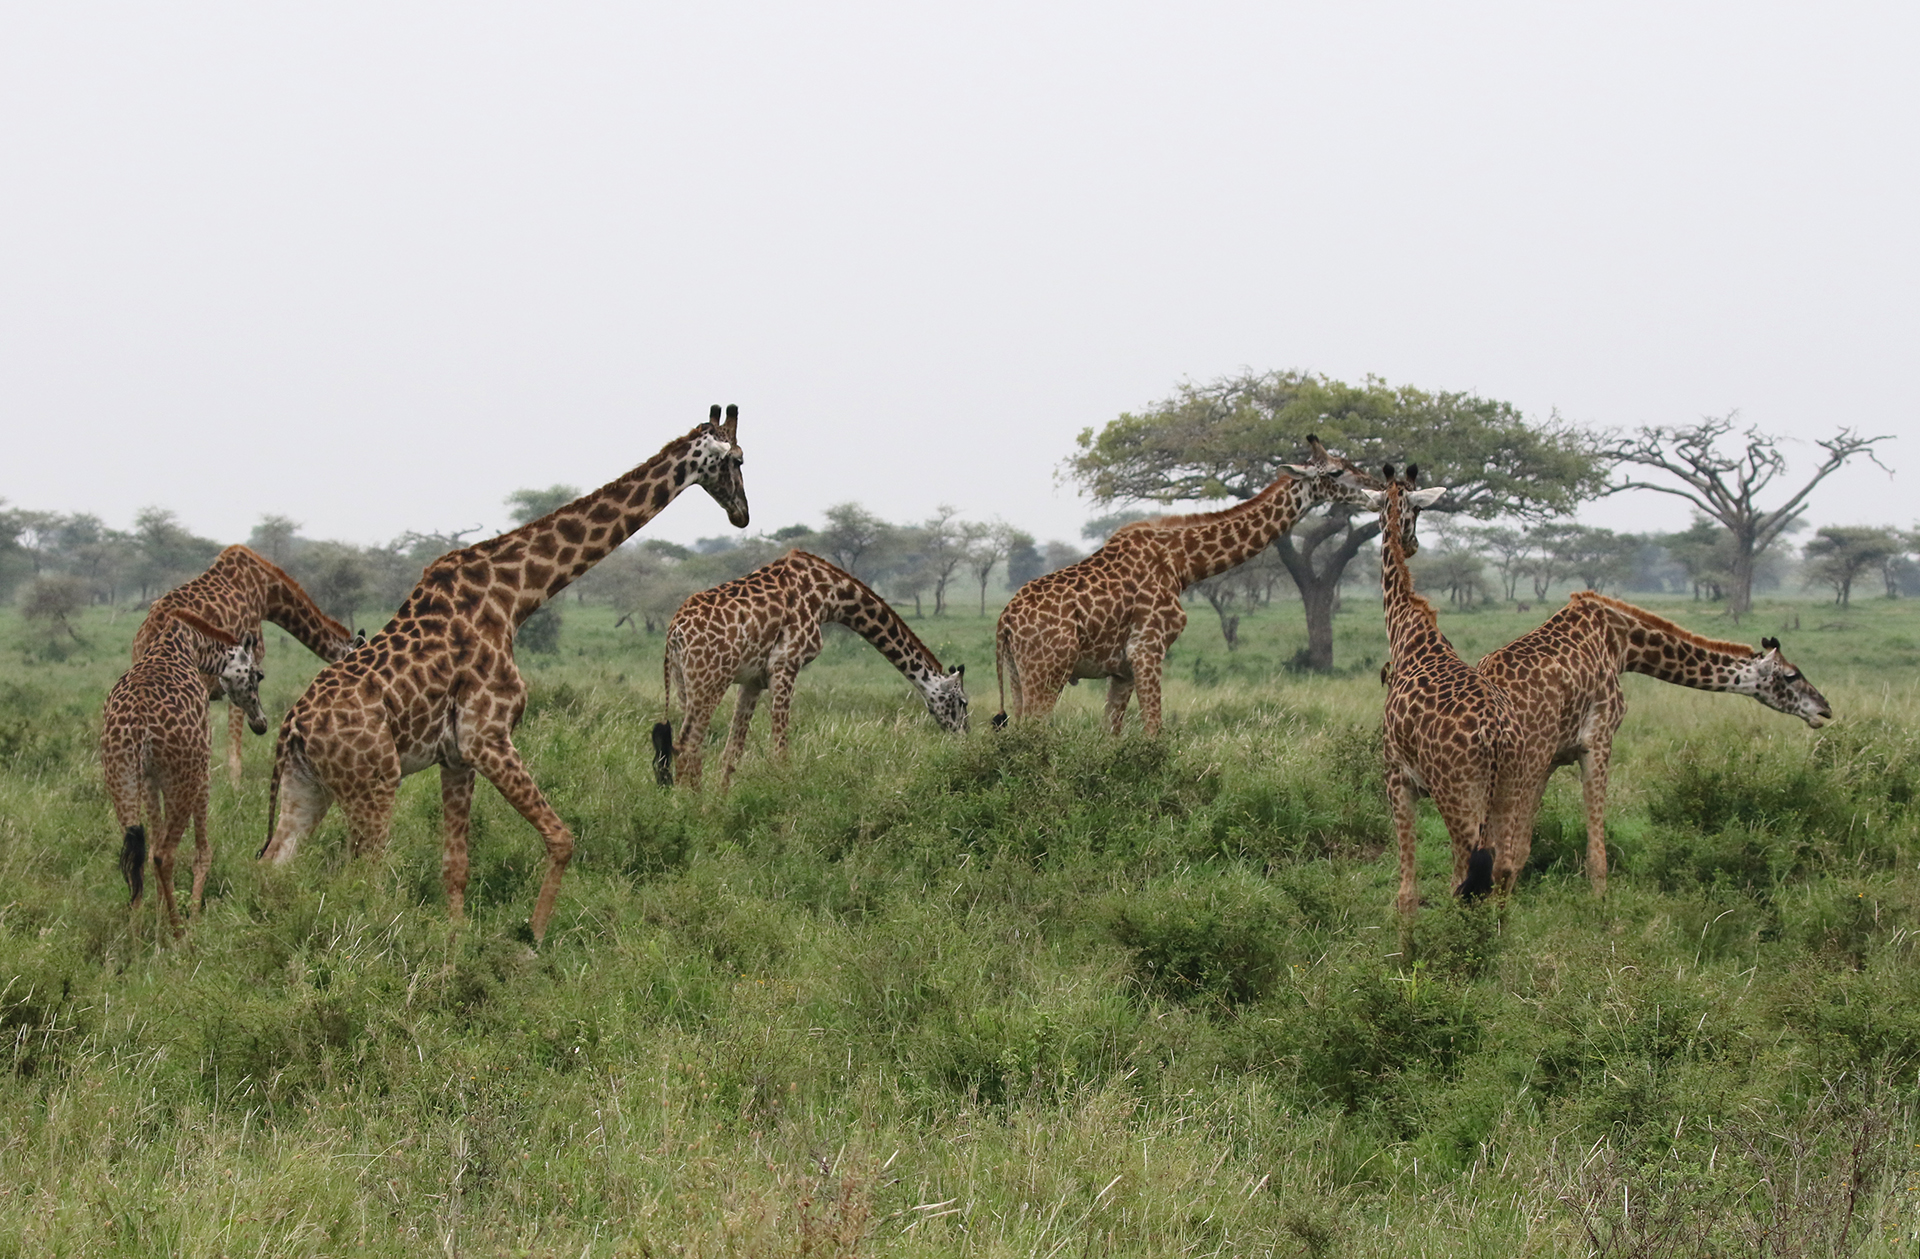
[3,2,1914,553]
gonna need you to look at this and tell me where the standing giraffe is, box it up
[653,550,968,791]
[136,546,363,786]
[260,405,750,943]
[1370,465,1517,918]
[1473,591,1831,897]
[103,608,268,933]
[993,437,1379,735]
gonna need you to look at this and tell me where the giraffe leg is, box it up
[1577,746,1612,897]
[1427,781,1491,901]
[1129,644,1168,737]
[1011,652,1073,723]
[260,760,333,865]
[672,689,724,791]
[188,784,213,916]
[462,737,574,943]
[227,700,245,788]
[151,788,193,936]
[440,763,476,922]
[1103,676,1135,736]
[719,683,764,793]
[338,777,399,861]
[1387,764,1422,919]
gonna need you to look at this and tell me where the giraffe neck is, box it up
[1379,487,1446,662]
[1591,595,1760,694]
[476,429,709,626]
[1151,474,1314,586]
[810,555,945,689]
[232,549,356,657]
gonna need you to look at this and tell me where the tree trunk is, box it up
[1297,577,1338,671]
[1728,537,1756,622]
[1274,509,1377,673]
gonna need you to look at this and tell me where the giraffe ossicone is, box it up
[656,549,967,791]
[260,405,750,944]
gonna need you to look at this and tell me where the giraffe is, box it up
[136,546,363,787]
[993,437,1380,736]
[1369,465,1516,918]
[653,549,968,791]
[102,608,267,933]
[1473,590,1831,898]
[259,405,750,943]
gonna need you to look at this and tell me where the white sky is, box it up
[3,3,1915,551]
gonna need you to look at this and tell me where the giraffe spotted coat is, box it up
[656,549,967,791]
[103,609,267,932]
[995,438,1380,736]
[136,545,361,785]
[1474,590,1831,896]
[260,406,750,943]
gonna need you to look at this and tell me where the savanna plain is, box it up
[2,592,1919,1257]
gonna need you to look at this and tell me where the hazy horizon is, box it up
[5,3,1914,551]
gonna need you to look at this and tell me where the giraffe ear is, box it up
[1359,488,1389,512]
[1407,487,1446,509]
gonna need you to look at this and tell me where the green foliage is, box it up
[0,596,1914,1253]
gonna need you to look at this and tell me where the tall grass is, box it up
[0,593,1917,1254]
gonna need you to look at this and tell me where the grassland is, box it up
[1,589,1918,1256]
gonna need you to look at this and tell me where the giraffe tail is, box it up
[1455,847,1494,901]
[120,825,147,902]
[653,637,676,786]
[992,620,1009,729]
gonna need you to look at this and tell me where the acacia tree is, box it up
[1069,370,1606,670]
[1803,526,1897,607]
[1604,416,1892,620]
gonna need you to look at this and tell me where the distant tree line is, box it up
[0,494,1091,656]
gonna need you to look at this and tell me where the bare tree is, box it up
[963,521,1015,615]
[1605,415,1893,619]
[919,505,969,615]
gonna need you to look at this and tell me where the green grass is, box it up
[2,590,1919,1255]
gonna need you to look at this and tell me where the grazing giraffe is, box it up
[652,549,968,791]
[993,437,1379,736]
[260,405,749,942]
[1369,465,1514,918]
[1473,591,1831,897]
[103,608,267,933]
[136,546,363,786]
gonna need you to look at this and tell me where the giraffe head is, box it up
[691,403,751,528]
[1361,465,1446,557]
[1734,637,1833,728]
[220,631,270,735]
[168,609,271,733]
[1280,434,1388,510]
[920,663,970,733]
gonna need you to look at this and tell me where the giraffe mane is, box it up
[788,549,947,673]
[1130,471,1300,530]
[227,546,353,639]
[1570,590,1757,658]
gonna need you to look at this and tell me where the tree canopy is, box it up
[1068,370,1608,669]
